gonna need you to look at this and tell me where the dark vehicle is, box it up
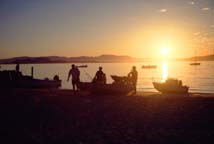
[0,70,61,89]
[79,75,135,95]
[153,78,189,94]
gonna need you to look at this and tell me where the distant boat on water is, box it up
[142,65,157,69]
[77,65,88,68]
[189,62,200,66]
[190,48,201,66]
[153,78,189,94]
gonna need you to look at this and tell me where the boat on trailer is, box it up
[153,78,189,94]
[79,75,135,95]
[0,70,61,89]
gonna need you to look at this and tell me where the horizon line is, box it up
[1,54,214,60]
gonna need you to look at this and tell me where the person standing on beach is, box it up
[67,64,80,91]
[128,66,138,93]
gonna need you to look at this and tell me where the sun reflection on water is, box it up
[162,61,168,82]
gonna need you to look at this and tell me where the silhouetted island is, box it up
[0,55,145,64]
[0,54,214,64]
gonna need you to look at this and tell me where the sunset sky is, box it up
[0,0,213,59]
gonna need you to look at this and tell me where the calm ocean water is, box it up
[1,61,214,93]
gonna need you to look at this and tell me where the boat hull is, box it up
[0,79,61,89]
[153,82,189,94]
[0,70,61,89]
[79,82,135,95]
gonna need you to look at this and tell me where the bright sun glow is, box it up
[161,47,169,55]
[162,61,168,82]
[161,47,170,59]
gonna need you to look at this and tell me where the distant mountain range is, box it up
[0,55,145,64]
[0,54,213,64]
[181,55,214,61]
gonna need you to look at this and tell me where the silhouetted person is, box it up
[128,66,138,93]
[16,63,20,72]
[67,64,80,91]
[93,66,106,84]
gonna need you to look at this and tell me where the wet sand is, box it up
[0,89,214,144]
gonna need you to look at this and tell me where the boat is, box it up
[79,75,135,95]
[152,78,189,94]
[190,62,200,66]
[0,70,61,89]
[142,65,157,69]
[77,65,88,68]
[190,48,201,66]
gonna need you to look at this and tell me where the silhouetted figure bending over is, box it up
[128,66,138,93]
[67,64,80,91]
[93,66,106,84]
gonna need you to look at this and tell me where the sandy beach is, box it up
[0,89,214,144]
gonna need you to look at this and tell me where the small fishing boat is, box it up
[0,70,61,89]
[77,65,88,68]
[190,48,201,66]
[153,78,189,94]
[190,62,200,66]
[142,65,157,69]
[79,75,135,95]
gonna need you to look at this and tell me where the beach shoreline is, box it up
[0,88,214,143]
[2,88,214,97]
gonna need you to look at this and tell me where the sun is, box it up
[161,47,169,58]
[161,47,169,56]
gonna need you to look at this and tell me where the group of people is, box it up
[13,63,138,93]
[67,65,107,91]
[67,64,138,93]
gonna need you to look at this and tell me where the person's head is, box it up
[71,64,75,68]
[132,66,136,70]
[99,66,102,71]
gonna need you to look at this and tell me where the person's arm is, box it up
[128,71,132,77]
[95,71,98,79]
[92,71,98,82]
[67,70,71,81]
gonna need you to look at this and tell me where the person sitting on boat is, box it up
[14,63,22,79]
[93,66,106,84]
[67,64,80,91]
[16,63,20,72]
[128,66,138,93]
